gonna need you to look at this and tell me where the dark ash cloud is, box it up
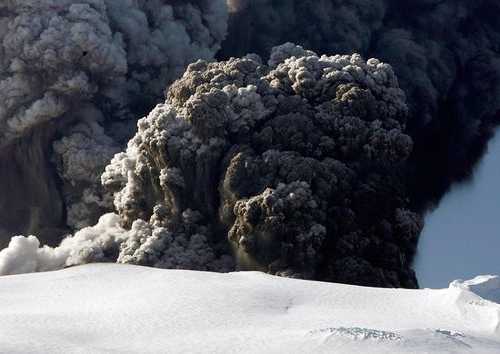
[0,0,228,245]
[221,0,500,210]
[1,44,422,288]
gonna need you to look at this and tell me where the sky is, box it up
[416,130,500,289]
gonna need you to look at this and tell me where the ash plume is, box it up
[0,45,422,288]
[222,0,500,209]
[1,1,499,289]
[0,0,228,245]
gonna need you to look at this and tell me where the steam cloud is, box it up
[0,45,422,287]
[0,0,228,244]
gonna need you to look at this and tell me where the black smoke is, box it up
[221,0,500,211]
[0,45,423,287]
[1,1,499,289]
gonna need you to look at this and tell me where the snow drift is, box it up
[0,264,498,353]
[451,275,500,304]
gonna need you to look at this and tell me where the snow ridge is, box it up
[0,264,499,354]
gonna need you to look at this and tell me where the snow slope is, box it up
[0,264,499,354]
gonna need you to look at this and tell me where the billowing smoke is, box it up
[1,1,499,289]
[222,0,500,209]
[0,44,422,288]
[0,0,228,245]
[52,118,120,230]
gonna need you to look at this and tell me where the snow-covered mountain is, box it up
[0,264,498,353]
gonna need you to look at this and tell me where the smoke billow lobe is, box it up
[0,44,422,287]
[0,1,499,289]
[222,0,500,208]
[0,0,228,244]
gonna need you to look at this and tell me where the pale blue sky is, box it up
[416,131,500,288]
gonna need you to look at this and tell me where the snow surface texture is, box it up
[0,44,422,288]
[0,264,499,353]
[451,275,500,304]
[0,0,228,241]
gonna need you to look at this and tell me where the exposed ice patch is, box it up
[433,329,471,348]
[309,327,402,342]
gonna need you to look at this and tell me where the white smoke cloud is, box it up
[0,211,234,276]
[0,213,126,276]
